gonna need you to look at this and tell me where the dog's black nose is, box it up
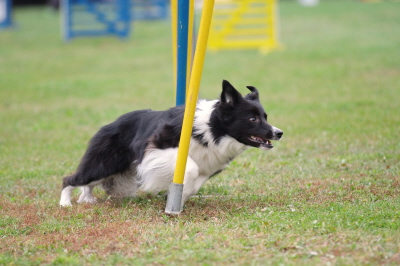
[276,131,283,139]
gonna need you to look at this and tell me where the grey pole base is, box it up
[165,183,184,215]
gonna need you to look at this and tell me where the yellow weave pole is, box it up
[165,0,215,214]
[171,0,178,89]
[186,0,195,93]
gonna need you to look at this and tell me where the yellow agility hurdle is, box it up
[209,0,281,53]
[165,0,215,214]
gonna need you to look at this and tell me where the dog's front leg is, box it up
[180,157,209,210]
[181,174,209,210]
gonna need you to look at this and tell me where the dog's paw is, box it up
[59,200,72,207]
[77,195,97,204]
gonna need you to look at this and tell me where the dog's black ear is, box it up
[245,86,260,102]
[221,80,243,105]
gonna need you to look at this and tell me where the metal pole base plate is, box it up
[165,183,184,215]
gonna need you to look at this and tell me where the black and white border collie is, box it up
[60,80,283,209]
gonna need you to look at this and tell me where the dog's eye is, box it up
[249,116,258,122]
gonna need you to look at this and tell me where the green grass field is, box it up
[1,1,399,265]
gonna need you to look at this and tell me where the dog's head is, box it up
[212,80,283,150]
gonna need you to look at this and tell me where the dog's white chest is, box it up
[188,136,247,177]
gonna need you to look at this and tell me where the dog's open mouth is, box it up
[248,136,274,149]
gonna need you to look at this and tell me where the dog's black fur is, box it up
[63,107,185,188]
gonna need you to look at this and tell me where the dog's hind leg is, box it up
[60,185,74,206]
[77,185,97,204]
[60,174,100,206]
